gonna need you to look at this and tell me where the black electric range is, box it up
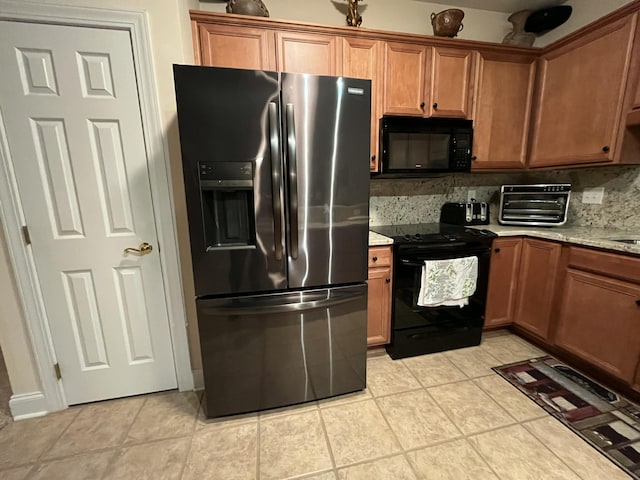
[370,223,497,359]
[370,223,495,246]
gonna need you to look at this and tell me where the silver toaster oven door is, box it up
[499,184,571,226]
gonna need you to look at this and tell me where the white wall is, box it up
[199,0,512,43]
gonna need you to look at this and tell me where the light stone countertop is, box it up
[369,225,640,256]
[475,224,640,256]
[368,231,394,246]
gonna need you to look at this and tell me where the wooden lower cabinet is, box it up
[513,238,562,340]
[484,237,522,328]
[367,246,393,346]
[554,258,640,384]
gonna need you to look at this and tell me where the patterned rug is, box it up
[494,356,640,479]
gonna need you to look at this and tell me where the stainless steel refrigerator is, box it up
[173,65,371,417]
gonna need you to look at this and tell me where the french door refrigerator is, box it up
[173,65,371,417]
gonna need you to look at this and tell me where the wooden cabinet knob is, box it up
[385,278,391,283]
[602,146,610,153]
[372,256,378,262]
[432,102,438,110]
[494,248,501,253]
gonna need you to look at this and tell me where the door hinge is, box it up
[54,363,62,380]
[22,225,31,245]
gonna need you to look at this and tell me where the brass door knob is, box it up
[124,242,153,256]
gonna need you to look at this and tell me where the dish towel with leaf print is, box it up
[417,256,478,308]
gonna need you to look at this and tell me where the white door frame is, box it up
[0,0,193,415]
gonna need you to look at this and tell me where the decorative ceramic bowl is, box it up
[431,9,464,37]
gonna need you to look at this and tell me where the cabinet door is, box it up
[485,238,522,328]
[367,266,392,346]
[554,269,640,383]
[343,38,382,172]
[367,246,392,346]
[197,23,276,70]
[529,16,635,167]
[472,52,535,170]
[382,42,429,116]
[513,239,562,340]
[429,47,474,118]
[276,31,340,75]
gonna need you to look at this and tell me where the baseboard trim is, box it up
[9,391,48,420]
[192,369,204,391]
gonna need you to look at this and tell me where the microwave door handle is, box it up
[285,103,299,260]
[268,102,284,261]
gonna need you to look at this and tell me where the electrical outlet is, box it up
[582,187,605,204]
[467,189,477,202]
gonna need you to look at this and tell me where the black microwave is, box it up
[377,116,473,176]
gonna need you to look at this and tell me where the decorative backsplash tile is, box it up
[370,166,640,231]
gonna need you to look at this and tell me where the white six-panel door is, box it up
[0,21,178,404]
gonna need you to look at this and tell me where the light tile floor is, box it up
[0,331,633,480]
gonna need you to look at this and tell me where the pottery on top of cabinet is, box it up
[431,9,464,37]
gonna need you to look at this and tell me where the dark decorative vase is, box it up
[226,0,269,17]
[431,9,464,37]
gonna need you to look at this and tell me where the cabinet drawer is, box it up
[569,246,640,284]
[368,246,392,268]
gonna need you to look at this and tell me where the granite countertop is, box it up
[480,224,640,256]
[369,225,640,256]
[368,231,394,246]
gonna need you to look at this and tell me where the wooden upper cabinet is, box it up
[513,238,562,340]
[529,16,636,168]
[383,42,430,116]
[485,237,522,328]
[342,38,382,172]
[276,31,340,75]
[472,52,536,170]
[197,23,276,70]
[430,47,475,118]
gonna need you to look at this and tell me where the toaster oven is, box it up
[499,184,571,226]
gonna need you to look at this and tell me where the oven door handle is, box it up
[398,247,491,265]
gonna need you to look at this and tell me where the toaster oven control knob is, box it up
[602,146,610,153]
[432,102,438,110]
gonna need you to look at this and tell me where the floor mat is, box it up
[494,356,640,479]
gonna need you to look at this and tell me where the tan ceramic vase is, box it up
[431,9,464,37]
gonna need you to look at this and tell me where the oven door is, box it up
[392,244,492,330]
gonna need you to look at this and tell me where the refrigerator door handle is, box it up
[268,102,284,261]
[200,288,364,316]
[285,103,299,259]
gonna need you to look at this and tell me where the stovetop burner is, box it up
[371,223,496,244]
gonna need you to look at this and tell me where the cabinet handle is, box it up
[371,155,376,161]
[420,102,425,109]
[602,146,610,153]
[471,156,477,161]
[636,300,640,306]
[432,102,438,110]
[372,256,378,262]
[494,248,501,253]
[385,278,391,283]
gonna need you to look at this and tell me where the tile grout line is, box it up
[100,397,148,480]
[256,409,262,480]
[177,391,204,480]
[316,404,338,472]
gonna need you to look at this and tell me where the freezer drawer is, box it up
[197,284,367,418]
